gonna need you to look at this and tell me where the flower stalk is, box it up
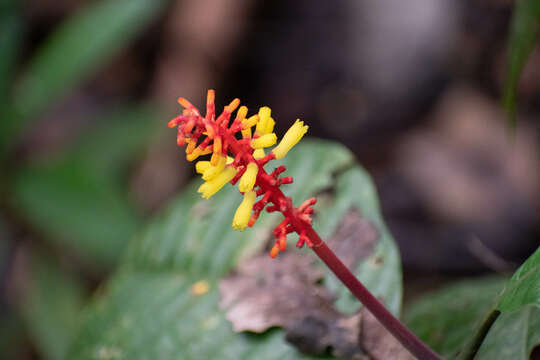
[168,90,441,360]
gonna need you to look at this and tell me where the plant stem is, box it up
[259,175,441,359]
[303,223,441,360]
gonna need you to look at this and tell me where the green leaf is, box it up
[459,247,540,359]
[71,104,160,181]
[0,0,23,154]
[18,251,86,360]
[502,0,540,128]
[469,247,540,359]
[13,161,138,267]
[475,305,540,360]
[11,0,168,127]
[314,167,402,315]
[0,0,22,97]
[0,218,27,360]
[69,139,402,359]
[404,277,506,359]
[497,246,540,312]
[0,311,27,360]
[11,106,156,267]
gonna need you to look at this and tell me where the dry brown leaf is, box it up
[327,208,379,270]
[220,208,388,358]
[360,307,413,360]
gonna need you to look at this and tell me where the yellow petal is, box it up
[241,115,258,139]
[238,162,258,192]
[232,190,256,230]
[202,155,226,181]
[253,148,265,160]
[197,166,237,199]
[195,161,211,174]
[271,119,308,160]
[264,117,275,135]
[250,133,277,149]
[255,107,271,135]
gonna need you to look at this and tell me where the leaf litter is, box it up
[220,208,411,359]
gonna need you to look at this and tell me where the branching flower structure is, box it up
[168,90,441,360]
[168,89,315,258]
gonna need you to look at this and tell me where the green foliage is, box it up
[18,251,86,360]
[404,277,506,358]
[406,246,540,359]
[68,140,403,359]
[11,106,157,267]
[476,305,540,360]
[497,246,540,311]
[0,0,21,98]
[12,0,168,120]
[473,246,540,360]
[0,0,170,356]
[503,0,540,128]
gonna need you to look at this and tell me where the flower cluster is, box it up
[168,90,315,257]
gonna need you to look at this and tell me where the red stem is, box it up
[311,239,441,360]
[268,184,441,359]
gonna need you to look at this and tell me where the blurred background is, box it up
[1,0,539,358]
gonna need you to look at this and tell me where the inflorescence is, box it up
[168,90,315,258]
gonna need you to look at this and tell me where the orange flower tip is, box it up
[269,245,279,259]
[279,238,287,251]
[237,106,248,120]
[207,89,215,103]
[178,97,191,108]
[168,119,177,128]
[225,98,241,112]
[248,217,256,227]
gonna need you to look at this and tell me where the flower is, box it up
[232,190,256,230]
[169,90,313,257]
[238,162,258,192]
[272,119,308,160]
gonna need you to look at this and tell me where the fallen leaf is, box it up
[327,208,379,270]
[220,208,384,358]
[219,252,331,333]
[360,307,413,360]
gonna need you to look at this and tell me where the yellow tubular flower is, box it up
[185,139,196,154]
[272,119,308,160]
[197,166,237,199]
[232,190,256,230]
[243,115,259,129]
[250,133,277,149]
[255,107,271,135]
[238,162,258,192]
[237,106,248,121]
[202,155,226,181]
[241,127,252,139]
[241,115,258,139]
[196,161,211,174]
[253,148,265,159]
[186,147,212,162]
[264,117,275,135]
